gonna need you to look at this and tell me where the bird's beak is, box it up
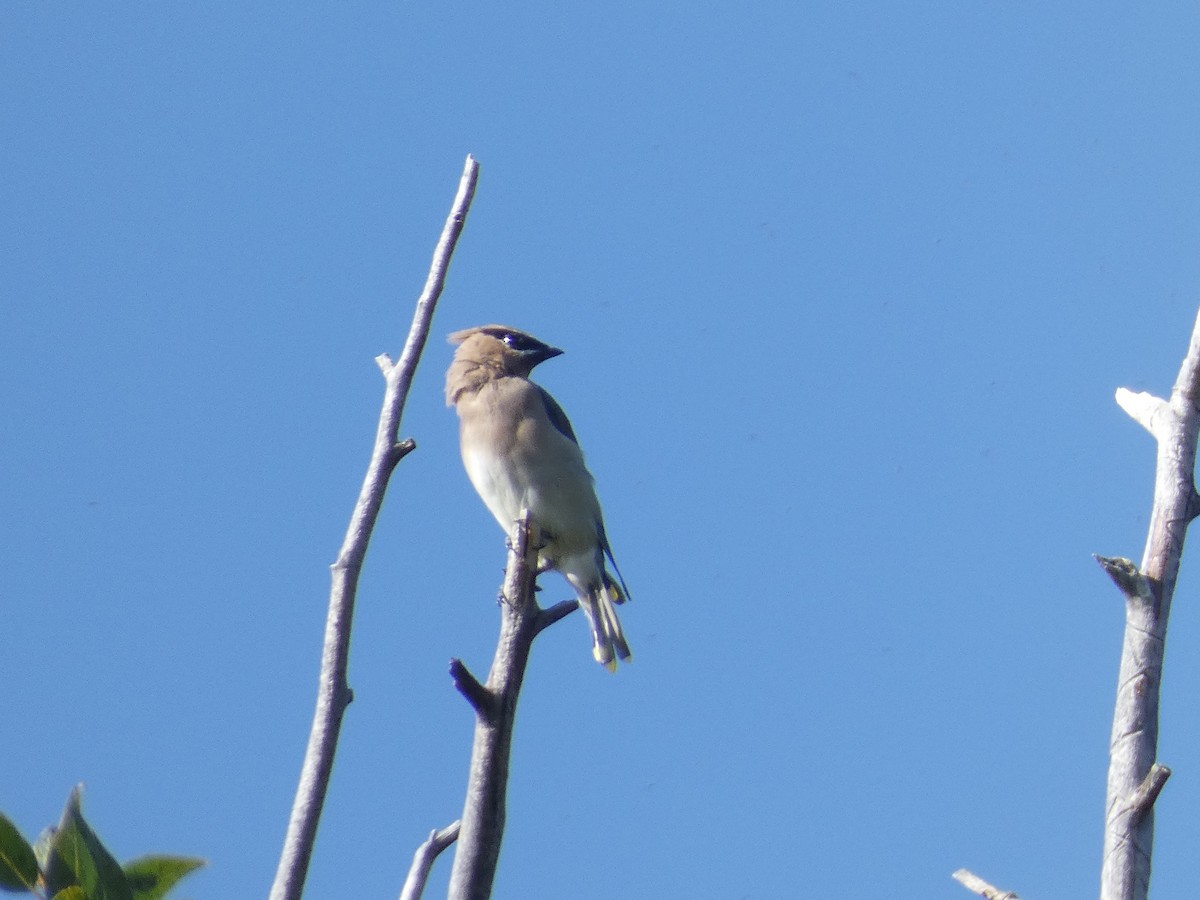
[534,345,565,364]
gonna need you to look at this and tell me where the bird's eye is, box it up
[502,333,530,350]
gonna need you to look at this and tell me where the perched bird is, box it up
[446,324,632,670]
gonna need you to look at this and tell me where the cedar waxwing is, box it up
[446,325,632,670]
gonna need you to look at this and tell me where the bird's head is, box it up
[447,325,564,378]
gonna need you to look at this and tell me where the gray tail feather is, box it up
[579,582,632,671]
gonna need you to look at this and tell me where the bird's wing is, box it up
[536,385,580,444]
[597,519,632,601]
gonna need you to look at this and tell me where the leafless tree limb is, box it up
[1098,307,1200,900]
[399,821,461,900]
[952,868,1019,899]
[269,155,480,900]
[449,658,494,721]
[446,509,572,900]
[534,598,579,635]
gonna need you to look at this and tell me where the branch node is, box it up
[395,438,417,461]
[449,658,494,720]
[399,820,461,900]
[1129,763,1172,822]
[534,599,579,636]
[1188,488,1200,522]
[952,868,1019,899]
[375,353,395,375]
[1094,555,1155,605]
[1115,386,1170,437]
[498,510,539,611]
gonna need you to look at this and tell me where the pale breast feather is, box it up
[462,444,525,525]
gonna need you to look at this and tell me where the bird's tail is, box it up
[579,576,632,672]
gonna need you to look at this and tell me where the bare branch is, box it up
[1128,764,1172,824]
[1093,556,1154,607]
[1114,388,1169,438]
[269,155,481,900]
[534,599,578,635]
[450,658,494,721]
[952,869,1019,899]
[447,509,570,900]
[399,821,461,900]
[1099,307,1200,900]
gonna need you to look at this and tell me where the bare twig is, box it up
[399,821,461,900]
[952,869,1019,899]
[1094,555,1155,604]
[1128,764,1172,824]
[534,598,579,635]
[1098,307,1200,900]
[446,509,571,900]
[449,658,494,721]
[269,155,481,900]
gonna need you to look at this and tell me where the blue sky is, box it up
[4,3,1200,898]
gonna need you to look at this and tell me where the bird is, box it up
[445,324,632,670]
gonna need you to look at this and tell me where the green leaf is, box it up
[123,856,205,900]
[32,827,56,873]
[50,888,87,900]
[0,813,39,893]
[44,787,131,900]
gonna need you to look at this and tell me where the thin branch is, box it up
[1099,307,1200,900]
[534,599,578,635]
[449,658,494,721]
[446,509,567,900]
[1128,764,1172,824]
[268,155,481,900]
[952,869,1019,899]
[399,821,461,900]
[1093,556,1155,607]
[1114,388,1169,438]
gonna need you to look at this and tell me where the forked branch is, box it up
[1098,307,1200,900]
[445,510,576,900]
[399,821,461,900]
[954,310,1200,900]
[269,155,480,900]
